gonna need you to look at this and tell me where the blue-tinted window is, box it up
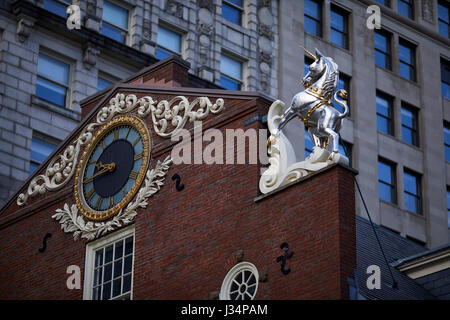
[156,26,182,60]
[30,136,58,174]
[438,1,449,38]
[43,0,68,18]
[304,0,322,37]
[222,0,243,25]
[375,0,390,6]
[36,53,70,107]
[330,6,348,49]
[97,77,113,92]
[220,54,242,90]
[404,169,421,214]
[401,105,418,146]
[305,128,314,158]
[398,0,414,19]
[378,159,396,203]
[399,40,416,81]
[304,56,314,77]
[374,30,391,70]
[338,140,352,166]
[442,59,450,99]
[447,188,450,227]
[444,123,450,162]
[102,1,128,43]
[376,94,393,135]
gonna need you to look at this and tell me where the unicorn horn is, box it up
[301,45,317,61]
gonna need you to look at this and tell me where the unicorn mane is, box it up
[321,57,339,99]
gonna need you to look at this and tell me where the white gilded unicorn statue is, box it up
[259,47,350,194]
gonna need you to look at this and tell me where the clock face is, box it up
[75,116,150,221]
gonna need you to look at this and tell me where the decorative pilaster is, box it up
[197,0,215,82]
[256,0,274,93]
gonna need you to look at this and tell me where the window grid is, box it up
[447,187,450,228]
[304,0,322,37]
[43,0,69,17]
[101,0,129,44]
[438,0,449,38]
[330,5,349,49]
[401,104,418,146]
[376,93,394,136]
[374,30,392,70]
[36,52,70,107]
[398,0,414,19]
[403,169,422,215]
[444,122,450,162]
[222,0,243,25]
[399,40,416,81]
[441,58,450,99]
[29,134,59,175]
[156,25,182,61]
[378,159,397,204]
[220,54,243,90]
[92,235,134,300]
[375,0,390,7]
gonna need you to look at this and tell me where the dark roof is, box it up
[355,215,437,300]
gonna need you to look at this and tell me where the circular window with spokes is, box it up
[219,262,259,300]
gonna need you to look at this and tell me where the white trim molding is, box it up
[83,224,135,300]
[394,246,450,279]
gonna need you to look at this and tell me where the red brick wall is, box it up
[0,88,356,300]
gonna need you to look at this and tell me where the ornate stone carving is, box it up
[165,0,183,19]
[422,0,434,23]
[52,156,172,241]
[83,44,100,70]
[259,48,349,194]
[17,94,225,206]
[258,24,273,40]
[197,2,214,71]
[16,15,35,42]
[198,0,214,12]
[257,1,274,93]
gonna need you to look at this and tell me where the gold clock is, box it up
[74,115,150,221]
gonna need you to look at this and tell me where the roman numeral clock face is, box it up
[75,116,150,221]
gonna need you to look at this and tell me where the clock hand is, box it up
[83,162,116,184]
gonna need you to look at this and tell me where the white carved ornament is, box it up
[16,93,225,206]
[52,156,172,241]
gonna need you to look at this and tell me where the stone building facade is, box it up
[0,0,278,206]
[278,0,450,248]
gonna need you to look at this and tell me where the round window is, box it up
[219,262,259,300]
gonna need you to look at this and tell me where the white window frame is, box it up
[83,225,135,300]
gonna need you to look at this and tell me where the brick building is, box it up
[0,57,449,300]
